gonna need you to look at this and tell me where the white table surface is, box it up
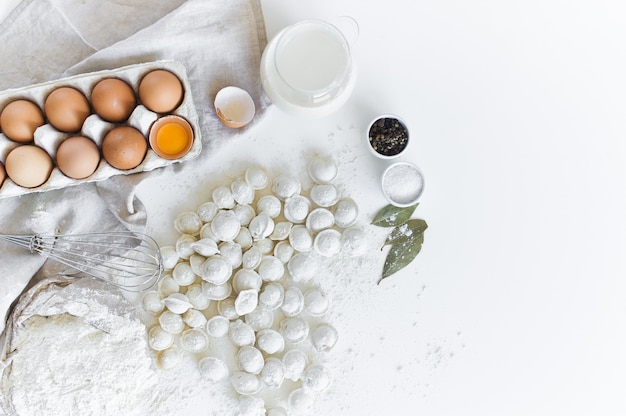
[2,1,626,415]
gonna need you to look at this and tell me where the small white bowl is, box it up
[381,161,424,207]
[365,114,410,159]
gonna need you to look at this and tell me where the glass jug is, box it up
[260,19,357,118]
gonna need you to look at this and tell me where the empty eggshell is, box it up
[214,86,256,128]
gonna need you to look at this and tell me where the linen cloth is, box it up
[0,0,269,335]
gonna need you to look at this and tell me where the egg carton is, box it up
[0,60,202,199]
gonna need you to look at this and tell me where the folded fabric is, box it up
[0,0,269,335]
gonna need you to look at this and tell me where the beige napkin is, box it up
[0,0,269,335]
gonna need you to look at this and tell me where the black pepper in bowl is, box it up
[368,117,409,157]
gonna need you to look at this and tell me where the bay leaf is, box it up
[379,233,424,283]
[384,219,428,247]
[371,203,418,227]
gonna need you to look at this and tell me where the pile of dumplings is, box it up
[142,154,367,415]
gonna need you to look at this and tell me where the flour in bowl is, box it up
[0,278,160,415]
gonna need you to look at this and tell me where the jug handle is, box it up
[334,15,359,46]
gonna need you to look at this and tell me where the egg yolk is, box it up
[156,123,188,155]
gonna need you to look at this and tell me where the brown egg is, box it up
[56,136,101,179]
[44,87,91,133]
[0,99,45,143]
[102,126,147,170]
[5,145,53,188]
[0,162,6,187]
[91,78,137,123]
[138,69,184,113]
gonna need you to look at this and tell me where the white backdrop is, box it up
[1,0,626,415]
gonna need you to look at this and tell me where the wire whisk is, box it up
[0,231,164,292]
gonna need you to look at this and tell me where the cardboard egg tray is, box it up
[0,60,202,199]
